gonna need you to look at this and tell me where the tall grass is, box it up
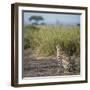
[24,25,80,56]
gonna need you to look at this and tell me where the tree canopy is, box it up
[29,15,44,25]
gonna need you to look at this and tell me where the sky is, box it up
[23,11,80,25]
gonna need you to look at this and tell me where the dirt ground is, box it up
[23,48,80,77]
[24,56,80,77]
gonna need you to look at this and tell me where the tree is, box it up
[77,23,80,26]
[29,15,44,25]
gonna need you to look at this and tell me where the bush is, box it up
[24,38,30,49]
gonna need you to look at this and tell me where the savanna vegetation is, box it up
[24,24,80,57]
